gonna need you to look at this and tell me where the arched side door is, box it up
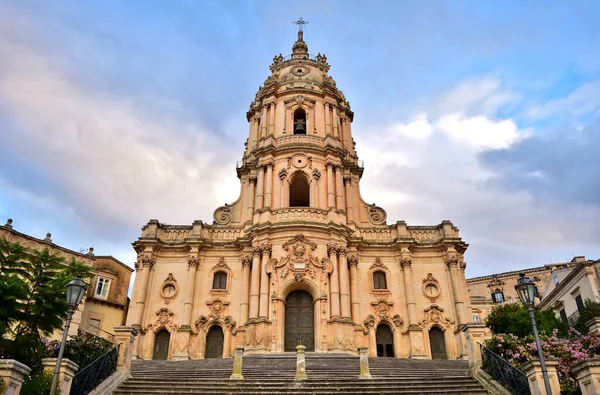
[205,326,224,358]
[376,324,394,357]
[429,327,448,360]
[153,329,170,360]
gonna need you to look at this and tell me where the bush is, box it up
[485,329,600,394]
[574,299,600,334]
[21,371,59,395]
[485,303,568,337]
[46,331,113,369]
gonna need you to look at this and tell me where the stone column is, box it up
[240,256,252,324]
[182,255,199,327]
[523,360,561,395]
[249,248,262,319]
[230,347,245,380]
[295,345,307,380]
[324,102,331,136]
[264,162,273,209]
[333,105,340,138]
[445,254,466,325]
[572,358,600,395]
[358,347,372,379]
[587,318,600,334]
[246,176,256,222]
[400,258,417,326]
[279,169,288,208]
[0,360,31,395]
[348,256,360,322]
[251,118,259,149]
[326,162,335,208]
[259,244,272,318]
[255,165,264,210]
[318,169,327,209]
[460,323,490,375]
[338,247,351,319]
[42,359,79,395]
[113,326,138,373]
[268,102,275,136]
[260,107,267,139]
[328,244,341,317]
[130,253,155,327]
[335,165,345,211]
[344,177,354,222]
[365,316,377,357]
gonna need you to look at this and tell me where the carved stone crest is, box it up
[206,298,230,319]
[371,299,394,319]
[419,304,455,329]
[277,234,323,282]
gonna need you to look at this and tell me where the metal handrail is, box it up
[70,344,120,395]
[479,342,530,395]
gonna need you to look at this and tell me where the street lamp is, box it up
[50,275,88,395]
[515,273,552,395]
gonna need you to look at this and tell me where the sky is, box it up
[0,0,599,279]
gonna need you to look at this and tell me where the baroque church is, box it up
[126,26,472,362]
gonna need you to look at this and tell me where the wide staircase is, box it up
[113,353,490,394]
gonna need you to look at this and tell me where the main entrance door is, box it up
[376,324,394,357]
[285,290,314,351]
[153,329,170,360]
[205,326,224,358]
[429,327,448,360]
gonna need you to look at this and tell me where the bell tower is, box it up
[216,21,368,230]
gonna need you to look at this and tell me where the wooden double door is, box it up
[284,290,315,351]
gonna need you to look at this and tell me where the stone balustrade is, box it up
[271,207,330,223]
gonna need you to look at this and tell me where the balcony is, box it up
[276,135,324,148]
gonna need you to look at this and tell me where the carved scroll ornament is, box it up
[213,204,232,225]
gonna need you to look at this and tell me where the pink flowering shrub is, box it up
[46,330,113,369]
[485,329,600,394]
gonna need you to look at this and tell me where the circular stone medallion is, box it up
[292,154,308,168]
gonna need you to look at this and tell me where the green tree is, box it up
[0,237,94,371]
[574,299,600,334]
[485,302,568,337]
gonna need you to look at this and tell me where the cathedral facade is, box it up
[126,28,472,361]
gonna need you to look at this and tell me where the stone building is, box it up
[538,257,600,327]
[127,28,473,361]
[0,218,132,342]
[466,259,578,323]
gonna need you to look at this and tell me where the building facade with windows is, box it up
[80,255,133,341]
[126,29,474,361]
[538,257,600,328]
[466,258,583,323]
[0,219,133,342]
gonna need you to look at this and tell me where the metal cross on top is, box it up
[293,17,309,32]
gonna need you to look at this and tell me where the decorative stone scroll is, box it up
[368,204,387,225]
[419,305,455,330]
[213,204,232,225]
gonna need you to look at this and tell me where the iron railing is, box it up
[568,310,581,327]
[70,344,119,395]
[480,343,530,395]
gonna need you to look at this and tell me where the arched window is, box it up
[289,175,310,207]
[373,271,387,289]
[293,109,307,135]
[212,271,227,290]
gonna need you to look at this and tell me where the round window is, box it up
[423,283,440,299]
[163,284,176,298]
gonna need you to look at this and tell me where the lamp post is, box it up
[515,273,552,395]
[50,275,88,395]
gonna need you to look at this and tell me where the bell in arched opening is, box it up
[293,108,307,135]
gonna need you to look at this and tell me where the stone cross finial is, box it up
[293,17,309,32]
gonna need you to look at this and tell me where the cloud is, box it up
[355,77,600,277]
[0,10,241,251]
[526,80,600,120]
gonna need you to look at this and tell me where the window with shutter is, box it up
[213,271,227,290]
[373,271,387,290]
